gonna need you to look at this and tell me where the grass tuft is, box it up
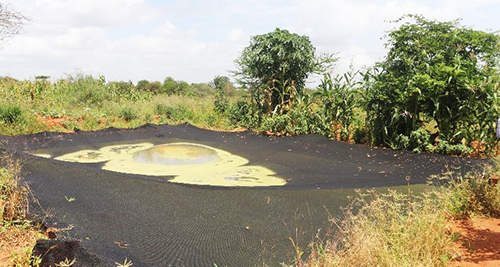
[0,151,46,266]
[293,189,454,267]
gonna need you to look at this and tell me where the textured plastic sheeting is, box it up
[0,124,484,266]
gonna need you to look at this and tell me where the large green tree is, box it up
[366,15,500,151]
[234,28,335,114]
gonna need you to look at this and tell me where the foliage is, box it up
[161,77,189,95]
[234,28,336,114]
[109,81,140,101]
[434,140,473,156]
[366,15,500,154]
[210,76,231,114]
[314,70,362,141]
[119,107,136,122]
[227,100,261,128]
[209,76,234,94]
[137,80,162,93]
[408,128,432,153]
[68,73,111,105]
[0,72,235,135]
[0,104,23,124]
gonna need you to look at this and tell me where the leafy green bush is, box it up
[214,93,228,114]
[409,129,431,153]
[119,107,136,122]
[262,114,291,134]
[109,81,139,101]
[352,128,367,144]
[71,74,110,105]
[0,105,24,124]
[160,77,189,96]
[391,134,410,150]
[434,140,473,156]
[211,76,231,114]
[137,80,162,94]
[227,101,251,125]
[365,15,500,154]
[154,103,193,122]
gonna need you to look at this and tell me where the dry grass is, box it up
[0,152,46,266]
[288,160,500,267]
[291,189,454,267]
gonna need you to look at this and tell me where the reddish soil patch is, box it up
[228,127,247,132]
[449,217,500,267]
[36,114,74,133]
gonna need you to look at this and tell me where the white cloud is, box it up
[1,0,499,85]
[228,29,242,42]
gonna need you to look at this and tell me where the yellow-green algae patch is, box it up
[38,142,286,187]
[32,153,52,159]
[53,143,155,164]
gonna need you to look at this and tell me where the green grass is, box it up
[0,75,235,136]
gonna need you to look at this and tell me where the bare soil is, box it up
[449,217,500,267]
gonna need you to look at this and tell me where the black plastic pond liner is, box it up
[0,124,485,266]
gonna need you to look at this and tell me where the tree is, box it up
[366,15,500,152]
[0,3,30,45]
[209,75,231,90]
[234,28,335,114]
[210,76,234,113]
[160,77,189,95]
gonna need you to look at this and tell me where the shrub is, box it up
[0,105,23,124]
[214,89,228,114]
[109,81,139,101]
[352,128,367,144]
[136,80,151,92]
[435,140,473,156]
[227,101,251,125]
[160,77,189,95]
[154,103,193,122]
[71,74,110,105]
[262,114,291,134]
[391,134,410,150]
[409,129,431,153]
[119,107,136,122]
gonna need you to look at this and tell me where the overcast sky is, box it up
[1,0,499,86]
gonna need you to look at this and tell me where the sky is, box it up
[1,0,499,87]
